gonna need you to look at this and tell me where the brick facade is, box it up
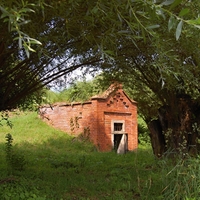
[39,84,138,152]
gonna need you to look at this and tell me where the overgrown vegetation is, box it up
[0,112,199,199]
[5,133,26,174]
[138,116,150,145]
[43,76,108,104]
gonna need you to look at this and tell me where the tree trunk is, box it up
[148,96,200,157]
[148,120,166,157]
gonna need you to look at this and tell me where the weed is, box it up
[79,126,90,141]
[70,117,74,133]
[5,133,26,174]
[70,116,80,134]
[160,156,200,200]
[0,177,46,200]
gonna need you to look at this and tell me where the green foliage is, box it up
[1,0,199,56]
[5,134,13,163]
[42,90,60,104]
[95,0,200,155]
[138,116,150,145]
[60,79,105,102]
[138,124,151,145]
[44,75,109,103]
[0,177,46,200]
[18,89,46,111]
[0,2,42,58]
[159,156,200,200]
[1,0,199,113]
[1,112,200,199]
[5,133,26,174]
[60,81,94,102]
[0,111,13,128]
[159,0,200,39]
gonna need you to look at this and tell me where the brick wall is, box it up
[39,85,138,152]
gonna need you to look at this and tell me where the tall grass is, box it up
[158,156,200,200]
[0,111,199,199]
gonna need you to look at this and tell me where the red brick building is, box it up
[39,84,138,153]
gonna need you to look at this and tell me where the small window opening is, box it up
[114,123,123,131]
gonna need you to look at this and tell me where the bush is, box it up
[138,116,150,145]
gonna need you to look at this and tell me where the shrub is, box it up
[138,116,150,145]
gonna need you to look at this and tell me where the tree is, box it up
[45,75,108,103]
[98,1,200,156]
[1,0,199,111]
[0,0,102,110]
[1,0,200,156]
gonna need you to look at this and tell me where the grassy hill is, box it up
[0,112,199,199]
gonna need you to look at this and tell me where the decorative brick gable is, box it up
[39,84,138,152]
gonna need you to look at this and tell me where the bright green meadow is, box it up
[0,112,200,200]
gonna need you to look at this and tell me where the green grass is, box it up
[0,112,199,200]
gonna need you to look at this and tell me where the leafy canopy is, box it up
[0,0,200,111]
